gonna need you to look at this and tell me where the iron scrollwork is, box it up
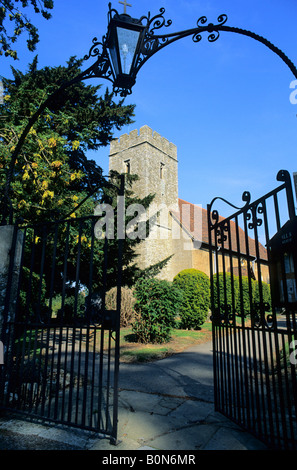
[81,4,297,98]
[251,301,275,330]
[79,1,297,98]
[82,37,114,84]
[245,201,264,231]
[216,223,229,245]
[193,14,228,43]
[134,8,174,71]
[208,190,251,230]
[209,191,251,251]
[212,303,235,326]
[141,7,173,34]
[129,9,229,78]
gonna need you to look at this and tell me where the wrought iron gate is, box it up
[208,170,297,450]
[0,209,123,444]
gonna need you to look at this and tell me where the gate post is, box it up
[0,225,23,360]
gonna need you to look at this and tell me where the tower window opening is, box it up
[160,162,165,179]
[124,159,131,174]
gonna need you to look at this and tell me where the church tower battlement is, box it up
[109,125,179,279]
[109,125,178,211]
[110,125,177,161]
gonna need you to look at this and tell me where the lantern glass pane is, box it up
[109,31,120,76]
[116,27,140,74]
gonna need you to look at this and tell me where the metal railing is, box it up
[0,213,122,444]
[208,170,297,450]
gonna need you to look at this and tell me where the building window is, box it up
[124,160,131,174]
[160,162,165,179]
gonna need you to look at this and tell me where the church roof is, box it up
[170,198,268,261]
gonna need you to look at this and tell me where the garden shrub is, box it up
[251,279,272,310]
[173,269,210,330]
[238,275,251,315]
[212,272,239,312]
[18,267,47,322]
[56,288,86,323]
[132,278,182,344]
[64,291,86,322]
[106,286,136,327]
[212,272,272,317]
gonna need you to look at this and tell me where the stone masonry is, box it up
[109,125,270,283]
[109,125,178,210]
[109,125,181,280]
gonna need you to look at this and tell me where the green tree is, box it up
[0,56,135,223]
[0,0,54,59]
[100,171,172,289]
[212,272,240,313]
[132,278,182,344]
[212,272,272,318]
[173,269,210,329]
[0,57,171,323]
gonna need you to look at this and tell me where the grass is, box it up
[118,322,213,363]
[18,320,213,366]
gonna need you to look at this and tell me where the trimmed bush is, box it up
[212,272,271,317]
[132,278,182,344]
[252,278,272,310]
[173,269,210,330]
[106,286,136,327]
[212,272,239,312]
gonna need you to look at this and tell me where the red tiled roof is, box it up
[170,198,267,261]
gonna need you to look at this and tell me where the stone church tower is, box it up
[109,125,179,279]
[108,125,269,283]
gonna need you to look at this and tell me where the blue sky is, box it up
[1,0,297,216]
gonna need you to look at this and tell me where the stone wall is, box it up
[109,125,179,280]
[192,247,210,276]
[110,125,178,211]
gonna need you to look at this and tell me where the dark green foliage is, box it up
[132,278,182,344]
[18,266,47,322]
[173,269,210,330]
[0,0,54,59]
[0,57,170,323]
[251,278,272,310]
[212,272,271,317]
[212,272,240,312]
[0,57,135,223]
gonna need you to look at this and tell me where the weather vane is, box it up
[119,0,132,14]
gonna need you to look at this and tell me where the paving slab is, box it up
[0,340,268,451]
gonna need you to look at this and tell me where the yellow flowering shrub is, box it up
[72,140,80,150]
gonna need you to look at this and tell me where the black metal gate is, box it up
[208,169,297,450]
[0,208,123,444]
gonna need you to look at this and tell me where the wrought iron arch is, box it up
[2,3,297,224]
[131,12,297,81]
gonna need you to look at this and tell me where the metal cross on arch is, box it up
[119,0,132,14]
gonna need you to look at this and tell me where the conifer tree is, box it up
[0,57,170,307]
[0,56,135,223]
[0,0,54,60]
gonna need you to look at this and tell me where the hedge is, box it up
[173,269,210,330]
[212,272,271,316]
[132,278,182,343]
